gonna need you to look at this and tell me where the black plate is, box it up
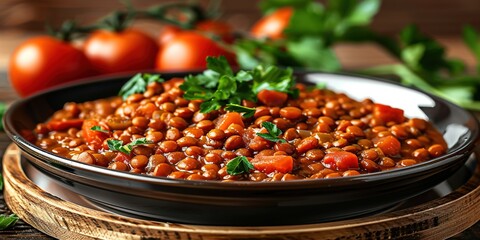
[4,72,479,226]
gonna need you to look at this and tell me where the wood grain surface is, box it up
[2,144,480,239]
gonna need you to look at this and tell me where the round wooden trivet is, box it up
[3,144,480,240]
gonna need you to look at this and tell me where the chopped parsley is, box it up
[256,122,286,143]
[90,126,109,133]
[107,138,153,154]
[119,73,164,100]
[0,214,18,230]
[180,56,297,113]
[226,156,254,175]
[224,104,255,118]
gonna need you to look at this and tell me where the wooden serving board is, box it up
[3,144,480,240]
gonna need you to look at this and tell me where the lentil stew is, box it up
[30,70,448,182]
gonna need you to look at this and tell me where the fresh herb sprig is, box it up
[226,156,254,175]
[224,104,255,118]
[0,214,19,230]
[256,122,286,143]
[90,126,109,133]
[119,73,164,100]
[107,138,152,154]
[180,56,297,113]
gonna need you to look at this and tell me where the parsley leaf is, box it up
[119,73,164,100]
[224,104,255,118]
[0,214,19,230]
[107,138,152,154]
[226,156,254,175]
[256,122,286,143]
[251,65,299,97]
[0,173,3,190]
[90,126,109,133]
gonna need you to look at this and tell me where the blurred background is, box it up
[1,0,480,69]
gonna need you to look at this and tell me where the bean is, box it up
[174,107,194,119]
[177,136,198,147]
[183,127,204,138]
[192,112,211,122]
[284,128,300,141]
[185,146,204,157]
[132,145,154,156]
[254,107,270,118]
[346,126,364,137]
[177,158,199,170]
[325,173,342,178]
[167,152,186,164]
[204,153,223,164]
[409,118,427,131]
[235,148,252,157]
[207,129,226,140]
[305,149,325,162]
[196,120,215,132]
[428,144,446,158]
[361,149,378,161]
[280,107,302,119]
[166,128,181,140]
[169,117,188,129]
[274,142,295,155]
[159,141,178,153]
[106,116,132,130]
[379,157,395,167]
[132,116,149,128]
[255,116,273,126]
[160,102,176,112]
[152,163,173,176]
[146,131,164,143]
[412,148,429,161]
[361,159,380,172]
[340,170,359,177]
[398,159,417,167]
[109,161,128,171]
[75,152,95,164]
[224,135,244,150]
[168,171,188,179]
[296,137,319,154]
[131,155,149,169]
[222,151,237,160]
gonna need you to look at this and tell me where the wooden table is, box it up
[0,32,479,239]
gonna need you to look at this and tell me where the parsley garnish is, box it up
[0,214,19,230]
[224,104,255,118]
[0,102,6,131]
[226,156,254,175]
[256,122,286,143]
[180,56,297,113]
[90,126,109,133]
[0,173,3,190]
[119,73,164,100]
[107,138,152,154]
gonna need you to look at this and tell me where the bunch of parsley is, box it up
[180,56,298,113]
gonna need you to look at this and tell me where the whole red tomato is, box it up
[250,7,293,40]
[9,36,94,97]
[158,20,234,45]
[155,31,236,71]
[83,29,159,74]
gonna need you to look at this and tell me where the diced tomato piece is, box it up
[257,89,288,107]
[374,104,404,123]
[216,112,244,131]
[251,155,294,174]
[373,136,401,156]
[322,151,359,171]
[113,152,131,162]
[82,119,110,151]
[47,119,84,131]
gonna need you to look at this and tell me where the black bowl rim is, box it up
[4,71,479,189]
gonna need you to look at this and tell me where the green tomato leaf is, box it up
[286,37,341,71]
[226,156,254,175]
[463,25,480,63]
[346,0,380,25]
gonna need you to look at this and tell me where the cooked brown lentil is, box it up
[32,78,448,181]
